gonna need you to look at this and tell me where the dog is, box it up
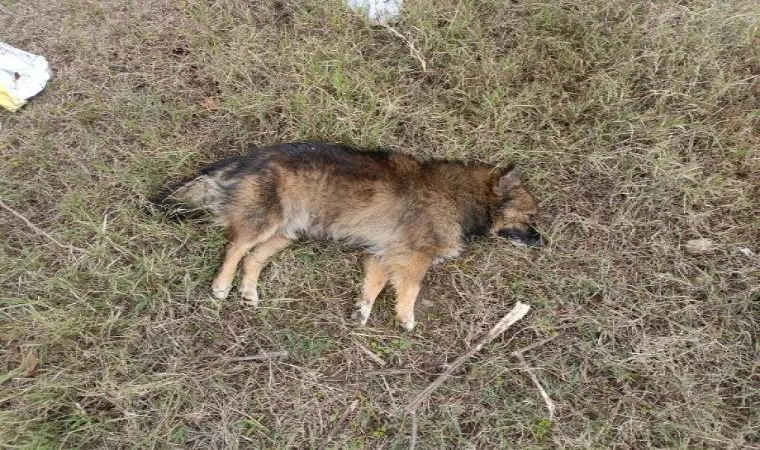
[153,142,544,330]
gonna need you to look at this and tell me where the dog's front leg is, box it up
[389,253,432,331]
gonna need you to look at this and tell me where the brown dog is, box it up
[154,142,543,330]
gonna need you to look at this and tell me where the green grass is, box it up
[1,0,758,448]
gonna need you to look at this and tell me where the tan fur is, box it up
[160,142,543,330]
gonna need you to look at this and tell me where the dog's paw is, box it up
[240,286,259,308]
[211,281,232,300]
[396,315,416,331]
[352,301,372,326]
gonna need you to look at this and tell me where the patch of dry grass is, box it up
[1,0,758,448]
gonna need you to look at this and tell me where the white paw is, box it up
[397,316,415,331]
[240,286,259,307]
[211,282,231,300]
[352,301,372,326]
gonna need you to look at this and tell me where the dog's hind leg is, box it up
[211,227,277,300]
[239,234,292,307]
[354,256,389,326]
[388,253,432,331]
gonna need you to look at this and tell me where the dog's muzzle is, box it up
[498,226,545,247]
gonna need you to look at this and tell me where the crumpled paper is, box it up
[0,42,52,112]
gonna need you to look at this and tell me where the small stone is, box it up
[739,247,755,258]
[684,238,715,255]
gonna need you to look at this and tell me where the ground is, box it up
[1,0,758,448]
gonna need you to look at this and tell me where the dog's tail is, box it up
[149,157,240,222]
[149,175,214,221]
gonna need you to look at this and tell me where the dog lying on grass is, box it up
[154,142,544,330]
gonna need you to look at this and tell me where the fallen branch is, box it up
[0,198,85,254]
[409,411,418,450]
[318,399,359,450]
[405,301,531,413]
[512,339,556,420]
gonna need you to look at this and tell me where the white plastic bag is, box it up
[347,0,403,26]
[0,42,52,112]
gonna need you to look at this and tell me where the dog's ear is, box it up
[493,164,522,196]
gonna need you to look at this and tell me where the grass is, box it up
[1,0,758,448]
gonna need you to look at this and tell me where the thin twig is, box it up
[512,335,558,356]
[409,411,418,450]
[365,362,443,377]
[224,351,289,363]
[366,367,420,377]
[384,26,428,72]
[318,399,359,450]
[511,345,556,420]
[354,341,386,366]
[0,198,86,254]
[405,301,531,413]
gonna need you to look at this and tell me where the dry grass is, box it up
[1,0,758,448]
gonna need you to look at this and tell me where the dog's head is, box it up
[489,166,544,247]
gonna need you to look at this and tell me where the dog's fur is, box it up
[154,142,543,330]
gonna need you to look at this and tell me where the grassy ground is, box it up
[1,0,758,448]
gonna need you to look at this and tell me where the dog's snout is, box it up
[526,226,545,247]
[498,226,545,247]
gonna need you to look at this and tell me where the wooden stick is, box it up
[405,301,531,413]
[368,338,557,378]
[512,346,556,420]
[318,399,359,450]
[409,411,418,450]
[0,198,85,253]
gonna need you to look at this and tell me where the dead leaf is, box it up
[22,353,39,377]
[200,97,221,111]
[0,352,38,385]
